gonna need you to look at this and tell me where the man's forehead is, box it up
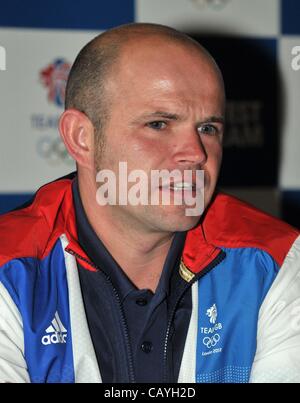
[111,41,222,91]
[108,56,222,94]
[102,36,225,112]
[130,102,225,123]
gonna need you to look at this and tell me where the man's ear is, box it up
[59,109,94,170]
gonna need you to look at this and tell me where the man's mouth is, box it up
[169,182,195,191]
[159,182,198,191]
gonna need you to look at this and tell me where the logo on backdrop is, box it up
[190,0,231,10]
[0,45,6,71]
[31,115,73,166]
[36,135,73,166]
[31,58,73,166]
[224,100,264,148]
[40,58,71,107]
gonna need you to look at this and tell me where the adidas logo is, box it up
[42,312,67,346]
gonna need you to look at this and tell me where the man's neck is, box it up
[78,176,174,292]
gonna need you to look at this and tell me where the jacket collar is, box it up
[61,178,222,275]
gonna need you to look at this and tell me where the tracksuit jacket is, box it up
[0,175,300,383]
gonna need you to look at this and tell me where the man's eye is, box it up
[198,124,218,135]
[147,121,167,130]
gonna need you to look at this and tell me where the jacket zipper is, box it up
[163,249,226,383]
[67,246,226,383]
[66,248,136,383]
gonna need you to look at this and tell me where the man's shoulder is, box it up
[0,175,75,268]
[202,192,300,267]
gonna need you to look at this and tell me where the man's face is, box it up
[94,39,225,234]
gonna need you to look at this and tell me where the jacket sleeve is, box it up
[250,235,300,383]
[0,281,30,383]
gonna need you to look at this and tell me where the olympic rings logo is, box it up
[37,136,74,166]
[202,333,220,348]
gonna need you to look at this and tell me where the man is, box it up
[0,23,299,383]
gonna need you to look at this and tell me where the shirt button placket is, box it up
[135,298,148,306]
[141,341,153,354]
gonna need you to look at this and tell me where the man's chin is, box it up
[156,214,202,233]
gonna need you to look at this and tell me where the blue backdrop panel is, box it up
[282,0,300,35]
[0,0,134,30]
[0,194,33,215]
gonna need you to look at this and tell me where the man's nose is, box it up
[174,131,207,167]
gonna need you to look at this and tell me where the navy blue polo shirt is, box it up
[72,179,192,382]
